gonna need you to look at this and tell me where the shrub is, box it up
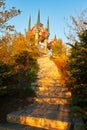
[50,37,69,84]
[66,30,87,108]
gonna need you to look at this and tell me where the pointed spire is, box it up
[37,9,40,29]
[54,34,57,39]
[28,16,31,31]
[24,28,27,36]
[47,16,50,33]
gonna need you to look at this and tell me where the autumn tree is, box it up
[0,0,21,95]
[0,0,21,32]
[0,32,16,95]
[65,9,87,42]
[0,32,39,95]
[0,33,12,63]
[12,33,39,60]
[10,33,39,92]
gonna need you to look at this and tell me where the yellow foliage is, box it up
[51,38,69,84]
[11,33,39,62]
[53,54,68,84]
[12,34,28,56]
[0,45,11,63]
[0,33,12,63]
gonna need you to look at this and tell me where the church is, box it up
[26,10,50,53]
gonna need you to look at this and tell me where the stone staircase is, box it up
[0,55,84,130]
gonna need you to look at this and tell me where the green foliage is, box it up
[0,44,39,96]
[23,85,35,96]
[0,57,38,96]
[0,61,17,95]
[12,50,39,95]
[66,30,87,108]
[27,60,39,81]
[70,106,85,118]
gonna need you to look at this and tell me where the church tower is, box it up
[27,10,50,53]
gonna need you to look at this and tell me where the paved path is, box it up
[35,55,71,105]
[0,55,72,130]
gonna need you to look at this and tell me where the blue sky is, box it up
[6,0,87,43]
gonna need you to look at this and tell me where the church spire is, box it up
[28,15,31,31]
[54,34,57,39]
[37,10,40,29]
[47,16,50,34]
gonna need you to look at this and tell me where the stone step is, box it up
[7,103,71,130]
[37,92,71,98]
[36,88,69,96]
[35,97,71,105]
[37,79,59,84]
[37,86,68,92]
[0,123,47,130]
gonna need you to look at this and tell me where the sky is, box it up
[6,0,87,43]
